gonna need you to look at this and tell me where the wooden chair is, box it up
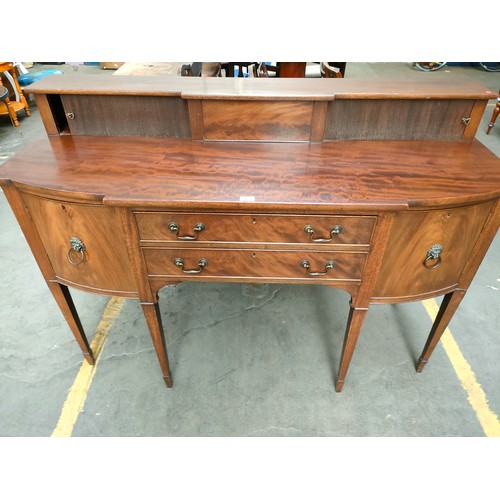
[0,62,30,126]
[320,62,344,78]
[0,85,15,126]
[486,90,500,135]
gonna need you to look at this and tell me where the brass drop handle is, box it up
[300,259,335,276]
[67,236,85,266]
[303,224,343,243]
[423,244,443,269]
[174,257,208,274]
[168,222,205,240]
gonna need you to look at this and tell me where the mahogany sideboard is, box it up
[1,74,499,392]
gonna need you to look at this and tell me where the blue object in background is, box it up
[18,69,63,87]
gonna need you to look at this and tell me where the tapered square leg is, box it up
[417,290,466,372]
[141,302,172,387]
[46,281,94,364]
[336,306,368,392]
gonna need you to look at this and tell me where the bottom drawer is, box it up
[142,248,367,282]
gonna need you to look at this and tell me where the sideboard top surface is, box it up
[25,74,496,101]
[1,136,499,210]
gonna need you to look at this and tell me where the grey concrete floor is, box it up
[0,63,499,438]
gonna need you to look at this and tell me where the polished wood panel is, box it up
[21,194,137,294]
[372,201,495,301]
[202,100,313,141]
[142,247,367,282]
[26,74,495,100]
[1,136,499,211]
[135,212,376,246]
[325,99,475,141]
[60,95,190,138]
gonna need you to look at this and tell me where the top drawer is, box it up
[134,212,376,246]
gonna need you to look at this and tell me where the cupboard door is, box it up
[60,94,190,138]
[373,201,495,301]
[22,194,137,294]
[325,99,475,141]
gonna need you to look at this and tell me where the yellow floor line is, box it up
[51,297,126,437]
[422,298,500,437]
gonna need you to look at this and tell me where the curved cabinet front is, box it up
[372,200,495,302]
[21,193,137,295]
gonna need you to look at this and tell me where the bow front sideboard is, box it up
[1,75,499,391]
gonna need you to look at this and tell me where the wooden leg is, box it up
[335,306,368,392]
[46,281,94,364]
[417,290,466,372]
[141,302,172,387]
[486,101,500,135]
[20,93,30,117]
[2,96,20,126]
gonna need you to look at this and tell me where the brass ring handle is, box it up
[168,222,205,240]
[423,244,443,269]
[303,224,343,243]
[67,236,85,266]
[300,259,335,276]
[174,257,208,274]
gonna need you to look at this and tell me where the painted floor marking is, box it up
[51,297,126,437]
[422,298,500,437]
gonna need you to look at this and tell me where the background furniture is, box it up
[0,62,30,126]
[0,85,15,126]
[320,62,343,78]
[1,75,499,392]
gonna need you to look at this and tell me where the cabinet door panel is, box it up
[22,194,137,294]
[60,95,190,138]
[373,201,495,301]
[325,99,475,141]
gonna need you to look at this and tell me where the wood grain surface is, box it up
[135,212,376,246]
[21,193,137,294]
[325,99,475,141]
[25,74,496,101]
[142,247,367,282]
[372,200,495,301]
[2,136,499,211]
[61,95,190,138]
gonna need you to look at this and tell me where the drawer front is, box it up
[142,248,367,282]
[135,212,376,246]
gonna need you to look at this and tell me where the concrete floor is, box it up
[0,63,499,437]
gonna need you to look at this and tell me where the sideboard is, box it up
[1,74,499,391]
